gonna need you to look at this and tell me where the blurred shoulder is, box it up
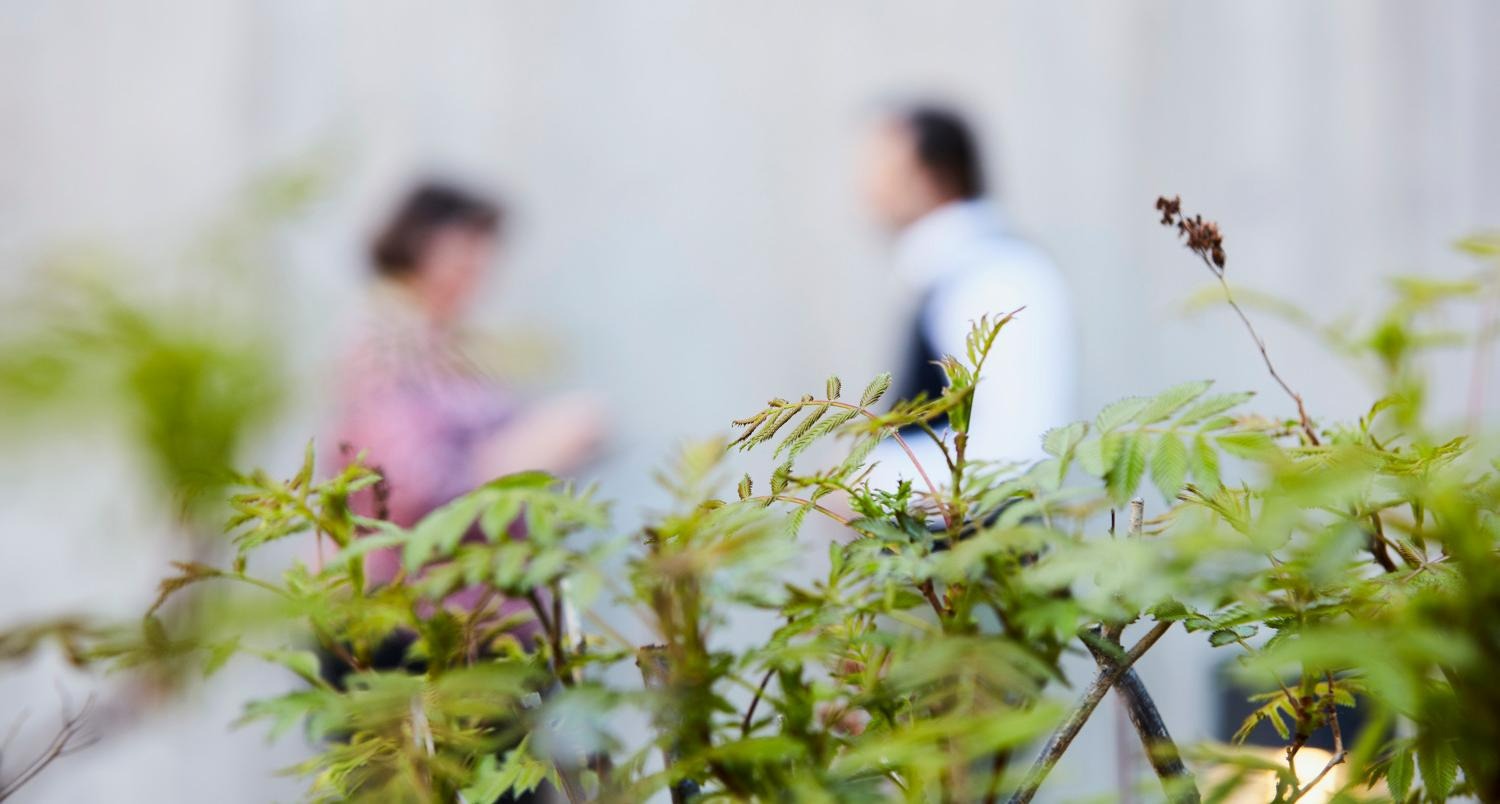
[936,232,1070,320]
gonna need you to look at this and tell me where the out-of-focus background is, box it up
[1,2,1497,801]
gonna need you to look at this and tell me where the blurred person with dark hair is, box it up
[860,105,1074,481]
[326,180,604,654]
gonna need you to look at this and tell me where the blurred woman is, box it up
[327,180,604,645]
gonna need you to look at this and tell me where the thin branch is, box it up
[552,586,566,666]
[0,696,97,801]
[554,765,588,804]
[1366,512,1400,572]
[1324,671,1343,756]
[1285,750,1346,804]
[313,624,366,677]
[464,587,499,663]
[1095,653,1199,803]
[1205,259,1320,446]
[981,747,1015,804]
[1092,498,1198,803]
[637,646,702,804]
[747,495,856,528]
[1,711,30,756]
[828,400,952,529]
[1279,671,1350,804]
[1006,622,1173,804]
[1233,634,1299,713]
[526,590,572,687]
[581,608,635,653]
[740,668,775,737]
[525,590,555,639]
[1103,498,1145,644]
[540,582,592,803]
[533,585,585,804]
[918,580,948,620]
[1158,198,1320,446]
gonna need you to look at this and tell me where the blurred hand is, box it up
[475,391,608,478]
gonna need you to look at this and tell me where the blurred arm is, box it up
[471,392,607,478]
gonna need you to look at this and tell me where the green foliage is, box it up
[5,213,1500,803]
[103,463,611,802]
[0,279,284,517]
[0,161,327,521]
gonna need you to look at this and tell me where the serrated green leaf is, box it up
[461,735,556,801]
[1149,599,1190,621]
[1149,432,1189,503]
[783,502,811,538]
[1208,629,1239,647]
[1136,380,1212,424]
[239,690,328,741]
[708,735,808,763]
[148,561,229,617]
[1100,432,1124,471]
[1216,431,1279,459]
[203,638,239,678]
[295,439,315,487]
[1176,391,1254,426]
[1076,437,1107,477]
[1233,694,1292,744]
[492,542,529,588]
[1041,421,1087,458]
[1096,396,1150,432]
[746,406,799,449]
[404,493,486,570]
[737,474,753,501]
[1107,433,1147,505]
[481,470,555,491]
[1418,740,1457,800]
[835,435,879,482]
[861,373,892,407]
[1197,415,1237,432]
[788,408,859,458]
[521,546,571,588]
[262,648,323,686]
[1386,746,1414,801]
[328,529,405,566]
[1190,434,1221,488]
[480,496,524,540]
[1183,615,1212,633]
[770,460,791,495]
[1268,706,1290,740]
[775,403,828,458]
[826,376,842,400]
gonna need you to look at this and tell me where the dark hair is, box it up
[901,106,986,200]
[371,181,502,277]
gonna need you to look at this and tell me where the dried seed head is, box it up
[1157,196,1228,272]
[1155,195,1182,226]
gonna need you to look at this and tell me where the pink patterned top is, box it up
[328,291,537,636]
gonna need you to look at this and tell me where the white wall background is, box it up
[1,2,1497,801]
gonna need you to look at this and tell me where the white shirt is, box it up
[869,200,1075,489]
